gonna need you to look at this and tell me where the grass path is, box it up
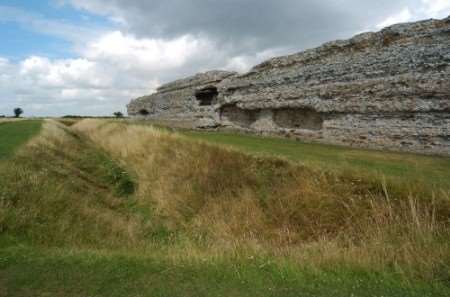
[183,131,450,189]
[0,120,42,160]
[1,245,449,297]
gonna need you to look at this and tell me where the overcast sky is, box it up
[0,0,449,116]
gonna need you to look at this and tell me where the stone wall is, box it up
[127,71,236,128]
[127,16,450,155]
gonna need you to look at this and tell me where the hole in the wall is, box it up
[220,105,259,128]
[273,108,323,130]
[195,86,218,106]
[138,109,150,116]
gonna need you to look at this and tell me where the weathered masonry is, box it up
[127,16,450,155]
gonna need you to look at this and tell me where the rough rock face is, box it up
[127,71,237,128]
[128,16,450,155]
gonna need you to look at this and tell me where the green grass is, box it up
[0,122,138,248]
[1,120,449,296]
[0,120,42,160]
[1,244,448,297]
[183,131,450,189]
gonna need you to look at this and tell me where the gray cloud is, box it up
[70,0,435,55]
[1,1,449,117]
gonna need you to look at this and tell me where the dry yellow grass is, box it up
[71,119,450,281]
[0,120,148,248]
[0,118,23,123]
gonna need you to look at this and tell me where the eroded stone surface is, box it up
[128,16,450,155]
[127,71,237,128]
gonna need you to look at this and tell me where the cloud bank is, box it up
[0,0,449,116]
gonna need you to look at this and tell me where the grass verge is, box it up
[1,245,449,297]
[0,120,42,160]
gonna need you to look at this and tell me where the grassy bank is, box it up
[0,120,42,160]
[183,130,450,189]
[74,120,450,277]
[0,119,449,296]
[0,121,137,248]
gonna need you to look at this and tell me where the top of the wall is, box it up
[157,70,237,93]
[129,15,449,104]
[247,15,450,73]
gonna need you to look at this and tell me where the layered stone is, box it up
[128,16,450,155]
[127,71,237,128]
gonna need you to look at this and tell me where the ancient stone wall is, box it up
[127,71,236,128]
[127,16,450,155]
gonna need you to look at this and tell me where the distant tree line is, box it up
[61,112,126,119]
[113,112,124,118]
[0,108,24,118]
[14,108,23,118]
[0,108,126,119]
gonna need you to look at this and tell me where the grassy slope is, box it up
[0,120,42,160]
[183,131,450,189]
[0,121,137,248]
[0,120,449,296]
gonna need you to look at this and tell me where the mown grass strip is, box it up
[0,120,42,160]
[183,130,450,189]
[0,245,448,297]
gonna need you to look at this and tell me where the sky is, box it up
[0,0,449,117]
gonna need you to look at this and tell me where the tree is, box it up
[113,111,124,118]
[14,108,23,118]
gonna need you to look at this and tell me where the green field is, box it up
[0,120,449,296]
[183,131,450,189]
[0,120,42,160]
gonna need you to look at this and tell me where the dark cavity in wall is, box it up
[220,105,259,128]
[195,86,218,106]
[220,105,324,131]
[273,108,324,130]
[138,109,150,116]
